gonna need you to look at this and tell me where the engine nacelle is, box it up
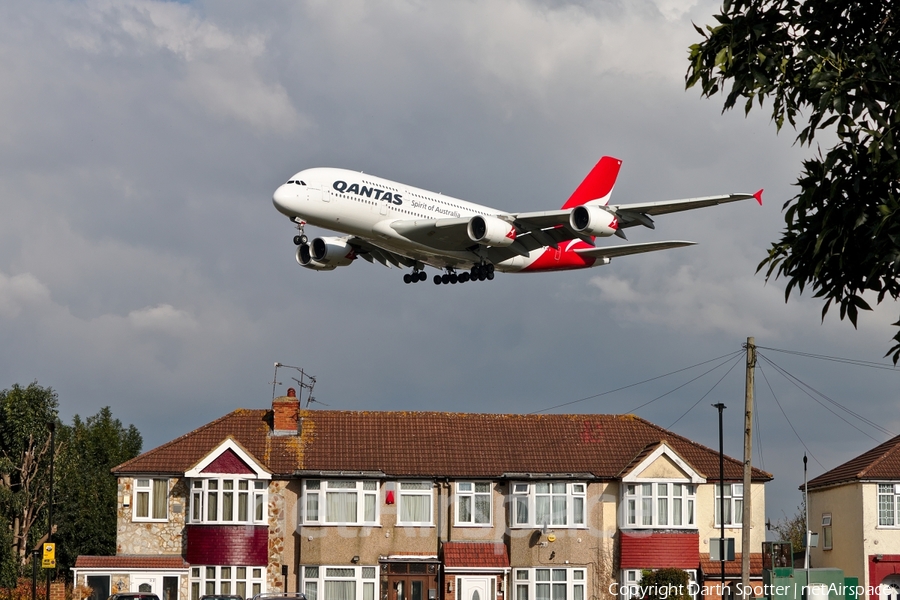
[310,236,357,267]
[467,215,517,247]
[569,205,618,237]
[296,243,335,271]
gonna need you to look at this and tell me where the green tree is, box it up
[54,407,142,572]
[0,382,59,569]
[639,568,692,600]
[772,499,807,553]
[686,1,900,361]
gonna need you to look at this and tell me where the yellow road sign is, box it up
[42,543,55,569]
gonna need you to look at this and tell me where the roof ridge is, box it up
[856,434,900,478]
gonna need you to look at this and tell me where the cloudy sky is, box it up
[2,0,898,520]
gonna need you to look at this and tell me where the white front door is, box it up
[132,576,157,594]
[879,576,900,600]
[459,577,493,600]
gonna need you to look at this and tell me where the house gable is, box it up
[185,438,271,479]
[621,442,705,483]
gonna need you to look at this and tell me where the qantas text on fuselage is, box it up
[272,157,762,285]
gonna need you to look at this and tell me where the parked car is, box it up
[107,594,160,600]
[251,594,306,600]
[201,595,244,600]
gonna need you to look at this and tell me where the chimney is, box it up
[272,387,299,435]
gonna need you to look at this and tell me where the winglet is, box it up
[753,189,763,205]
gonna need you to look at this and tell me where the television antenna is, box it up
[271,362,318,407]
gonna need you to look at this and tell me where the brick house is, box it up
[72,394,770,600]
[806,434,900,598]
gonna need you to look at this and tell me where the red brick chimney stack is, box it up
[272,387,299,434]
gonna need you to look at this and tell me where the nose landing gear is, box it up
[292,218,308,246]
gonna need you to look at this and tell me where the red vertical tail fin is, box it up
[561,156,622,210]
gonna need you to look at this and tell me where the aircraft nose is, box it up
[272,184,296,216]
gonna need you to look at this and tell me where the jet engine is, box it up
[296,238,355,270]
[310,237,357,266]
[569,205,618,237]
[467,215,517,247]
[296,243,335,271]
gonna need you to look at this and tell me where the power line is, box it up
[757,361,825,470]
[756,345,900,371]
[529,350,744,414]
[757,354,892,441]
[667,353,743,428]
[623,352,744,414]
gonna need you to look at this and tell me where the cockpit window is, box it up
[296,180,305,185]
[287,180,295,184]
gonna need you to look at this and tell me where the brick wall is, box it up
[185,525,268,565]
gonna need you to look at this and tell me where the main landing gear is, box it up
[431,263,494,285]
[292,218,308,246]
[403,270,428,284]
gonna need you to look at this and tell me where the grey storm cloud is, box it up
[1,0,898,521]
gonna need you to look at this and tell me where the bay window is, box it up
[622,482,695,528]
[510,482,586,528]
[189,478,267,524]
[190,565,264,600]
[302,566,378,600]
[514,568,585,600]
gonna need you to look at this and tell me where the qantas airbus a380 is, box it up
[272,157,762,285]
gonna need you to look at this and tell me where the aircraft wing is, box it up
[347,237,419,268]
[610,190,762,229]
[574,240,696,259]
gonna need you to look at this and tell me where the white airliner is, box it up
[272,157,762,285]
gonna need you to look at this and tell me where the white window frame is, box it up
[514,567,586,600]
[622,482,695,529]
[133,478,169,521]
[510,482,587,529]
[455,482,492,526]
[822,513,832,550]
[301,565,379,600]
[397,481,434,526]
[878,484,900,527]
[190,565,265,600]
[714,483,744,527]
[303,480,379,525]
[189,477,267,524]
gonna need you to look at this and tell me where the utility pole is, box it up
[741,338,755,600]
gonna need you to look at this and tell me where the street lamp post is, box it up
[714,403,727,599]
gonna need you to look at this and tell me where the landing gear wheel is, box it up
[459,272,469,283]
[418,271,427,282]
[486,271,494,280]
[450,273,458,284]
[293,234,308,246]
[403,274,412,284]
[433,275,442,285]
[441,274,450,284]
[486,263,495,274]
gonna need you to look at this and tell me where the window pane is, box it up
[880,487,895,526]
[641,498,652,526]
[551,496,567,525]
[307,492,319,521]
[475,495,491,524]
[255,493,264,520]
[238,493,248,521]
[401,482,431,490]
[516,497,529,524]
[734,499,743,523]
[136,491,149,518]
[223,492,233,521]
[329,481,356,489]
[152,480,167,519]
[365,494,376,522]
[459,496,472,523]
[208,492,218,521]
[325,581,355,600]
[362,567,376,579]
[327,492,358,522]
[306,583,318,600]
[475,483,491,493]
[401,494,430,522]
[459,483,473,492]
[658,498,668,526]
[364,583,375,600]
[536,570,550,581]
[236,583,246,599]
[627,499,636,525]
[673,498,682,526]
[552,585,565,600]
[364,481,377,490]
[517,586,528,600]
[326,568,355,577]
[536,496,550,527]
[551,483,565,494]
[536,585,549,600]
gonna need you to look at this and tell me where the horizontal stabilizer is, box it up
[574,240,696,259]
